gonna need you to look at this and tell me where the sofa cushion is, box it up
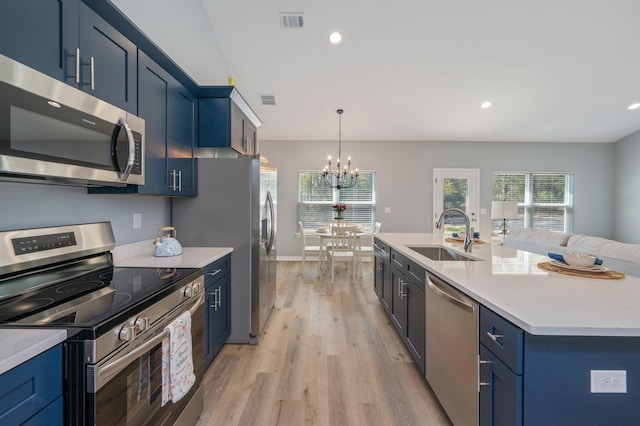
[566,235,640,263]
[503,229,572,253]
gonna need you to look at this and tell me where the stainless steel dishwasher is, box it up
[425,271,479,426]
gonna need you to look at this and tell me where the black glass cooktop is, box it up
[0,266,201,330]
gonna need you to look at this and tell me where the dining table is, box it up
[314,227,371,276]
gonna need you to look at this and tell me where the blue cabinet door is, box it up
[211,272,231,359]
[92,51,196,196]
[168,85,197,196]
[78,2,137,112]
[0,0,78,81]
[0,345,62,425]
[203,255,232,371]
[136,51,170,194]
[406,280,425,374]
[479,344,522,426]
[390,267,407,334]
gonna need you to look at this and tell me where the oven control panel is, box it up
[12,231,77,255]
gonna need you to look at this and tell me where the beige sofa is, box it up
[503,229,640,278]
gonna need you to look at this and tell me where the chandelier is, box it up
[322,109,359,189]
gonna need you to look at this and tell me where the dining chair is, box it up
[323,219,348,255]
[326,226,359,282]
[355,222,381,276]
[298,222,322,276]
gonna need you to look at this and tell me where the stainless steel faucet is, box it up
[435,208,474,252]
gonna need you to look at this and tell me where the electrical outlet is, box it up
[133,213,142,229]
[590,370,627,393]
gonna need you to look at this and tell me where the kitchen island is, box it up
[374,233,640,425]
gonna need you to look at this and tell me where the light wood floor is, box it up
[196,261,451,426]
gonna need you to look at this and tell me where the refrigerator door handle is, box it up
[266,191,275,255]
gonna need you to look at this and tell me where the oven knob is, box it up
[134,316,151,332]
[118,325,137,341]
[184,284,194,298]
[192,282,202,294]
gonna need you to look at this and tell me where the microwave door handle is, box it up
[117,117,136,181]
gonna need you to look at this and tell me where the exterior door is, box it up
[433,169,479,235]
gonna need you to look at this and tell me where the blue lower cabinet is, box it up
[522,334,640,425]
[203,255,232,371]
[0,345,62,425]
[480,306,640,424]
[479,344,522,426]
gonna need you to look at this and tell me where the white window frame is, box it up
[493,172,574,233]
[297,170,376,232]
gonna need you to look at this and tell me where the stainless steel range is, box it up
[0,222,204,425]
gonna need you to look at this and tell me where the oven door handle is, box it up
[93,293,204,392]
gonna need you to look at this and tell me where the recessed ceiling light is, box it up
[628,103,640,110]
[481,101,492,109]
[329,32,342,44]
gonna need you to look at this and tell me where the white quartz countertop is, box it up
[113,241,233,268]
[0,328,66,375]
[375,233,640,337]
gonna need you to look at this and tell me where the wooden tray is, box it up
[537,262,625,279]
[445,237,486,245]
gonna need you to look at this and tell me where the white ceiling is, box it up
[113,0,640,143]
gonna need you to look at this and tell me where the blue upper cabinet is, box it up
[91,51,196,196]
[0,0,136,113]
[198,86,261,155]
[0,0,78,81]
[77,2,137,112]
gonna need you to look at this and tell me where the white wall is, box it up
[260,140,616,258]
[614,129,640,243]
[0,182,170,245]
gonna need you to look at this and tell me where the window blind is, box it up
[493,172,573,232]
[298,171,376,231]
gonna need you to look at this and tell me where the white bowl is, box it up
[317,228,327,233]
[562,253,596,267]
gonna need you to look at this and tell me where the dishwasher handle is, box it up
[426,275,475,313]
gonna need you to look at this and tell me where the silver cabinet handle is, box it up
[215,288,222,310]
[178,170,182,192]
[65,48,81,83]
[90,56,95,90]
[398,277,407,299]
[207,269,222,277]
[81,55,95,89]
[117,117,136,181]
[486,331,504,342]
[478,358,492,391]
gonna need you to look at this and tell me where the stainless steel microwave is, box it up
[0,53,144,186]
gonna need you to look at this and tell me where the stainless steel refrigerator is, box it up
[172,155,277,344]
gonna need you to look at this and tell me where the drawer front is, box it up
[480,306,523,374]
[373,238,389,257]
[389,248,405,270]
[0,345,62,425]
[404,257,425,290]
[203,255,231,285]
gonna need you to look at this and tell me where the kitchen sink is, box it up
[406,246,477,261]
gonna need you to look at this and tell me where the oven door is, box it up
[83,295,203,425]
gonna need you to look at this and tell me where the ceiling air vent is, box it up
[259,93,276,106]
[280,12,304,29]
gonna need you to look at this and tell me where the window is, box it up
[492,172,574,233]
[297,170,376,231]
